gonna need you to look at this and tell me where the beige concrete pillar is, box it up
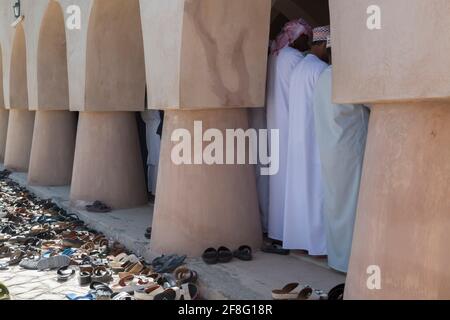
[28,111,77,186]
[0,108,9,162]
[140,0,271,257]
[70,112,148,209]
[151,109,263,256]
[329,0,450,299]
[346,102,450,299]
[4,109,35,172]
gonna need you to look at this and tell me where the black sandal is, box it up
[86,201,112,213]
[202,248,218,265]
[217,247,233,263]
[233,245,253,261]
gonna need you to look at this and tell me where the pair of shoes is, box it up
[202,247,232,264]
[202,246,252,264]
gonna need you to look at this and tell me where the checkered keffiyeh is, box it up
[313,25,330,42]
[270,18,313,55]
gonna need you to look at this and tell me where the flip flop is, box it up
[218,247,233,263]
[233,245,253,261]
[202,248,218,265]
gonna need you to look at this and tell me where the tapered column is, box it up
[0,108,9,162]
[70,112,148,209]
[151,109,263,257]
[4,110,35,172]
[346,102,450,300]
[28,111,77,186]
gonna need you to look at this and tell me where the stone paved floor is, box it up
[0,265,94,300]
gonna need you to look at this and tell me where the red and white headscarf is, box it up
[270,18,312,55]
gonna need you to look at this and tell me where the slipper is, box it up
[66,293,94,301]
[61,248,76,256]
[174,266,198,285]
[91,266,113,283]
[179,283,199,300]
[134,284,165,301]
[202,248,218,265]
[111,292,135,300]
[156,273,178,288]
[78,270,92,286]
[153,288,178,301]
[262,243,290,256]
[86,201,112,213]
[8,250,25,266]
[57,266,76,281]
[272,283,313,300]
[233,245,253,261]
[112,275,154,293]
[0,283,11,300]
[37,254,71,271]
[0,246,12,259]
[90,282,113,300]
[328,283,345,300]
[218,247,233,263]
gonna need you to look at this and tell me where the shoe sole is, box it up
[37,255,71,271]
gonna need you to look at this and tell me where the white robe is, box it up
[314,66,369,272]
[266,46,305,241]
[141,110,161,195]
[283,54,328,254]
[248,107,269,233]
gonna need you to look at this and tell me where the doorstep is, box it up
[2,165,346,300]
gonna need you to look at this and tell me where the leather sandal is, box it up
[272,283,313,300]
[174,266,198,285]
